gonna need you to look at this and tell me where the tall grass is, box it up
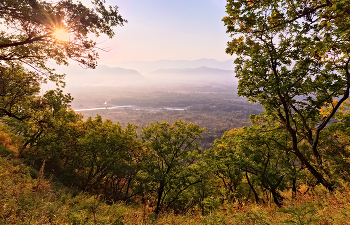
[1,154,350,224]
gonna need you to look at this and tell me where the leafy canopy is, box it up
[139,119,205,214]
[0,0,126,71]
[0,0,126,121]
[223,0,350,191]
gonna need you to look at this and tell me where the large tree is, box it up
[223,0,350,191]
[0,0,126,121]
[206,116,304,206]
[139,120,205,214]
[0,0,126,70]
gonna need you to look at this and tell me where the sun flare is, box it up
[52,28,70,42]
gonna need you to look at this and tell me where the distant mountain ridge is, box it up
[147,66,237,85]
[149,66,233,75]
[53,64,145,87]
[51,59,238,87]
[110,58,236,74]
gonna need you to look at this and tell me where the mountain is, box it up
[110,58,236,74]
[147,66,237,85]
[48,62,238,88]
[52,64,146,87]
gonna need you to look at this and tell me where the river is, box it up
[73,105,191,112]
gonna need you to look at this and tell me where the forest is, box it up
[1,0,350,224]
[72,85,263,149]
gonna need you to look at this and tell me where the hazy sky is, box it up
[79,0,233,64]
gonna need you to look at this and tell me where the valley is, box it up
[71,84,263,149]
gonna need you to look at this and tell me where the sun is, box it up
[52,28,70,42]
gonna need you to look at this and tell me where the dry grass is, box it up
[119,188,350,224]
[1,154,350,224]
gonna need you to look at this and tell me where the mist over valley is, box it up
[50,59,261,148]
[52,58,238,89]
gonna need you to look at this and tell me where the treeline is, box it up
[80,104,260,150]
[75,85,263,151]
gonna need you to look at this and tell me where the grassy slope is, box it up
[1,127,349,224]
[1,154,350,224]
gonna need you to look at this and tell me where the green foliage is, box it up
[202,214,227,225]
[68,115,140,197]
[0,0,126,70]
[278,204,319,225]
[224,0,350,191]
[206,116,304,206]
[0,65,44,120]
[317,99,350,183]
[17,112,141,201]
[6,88,78,159]
[0,0,126,125]
[139,119,205,214]
[1,127,350,225]
[3,0,350,221]
[202,197,220,214]
[0,153,133,224]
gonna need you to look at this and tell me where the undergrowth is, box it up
[1,154,350,224]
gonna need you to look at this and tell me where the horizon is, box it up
[104,58,234,64]
[55,57,237,76]
[44,1,239,94]
[76,0,234,65]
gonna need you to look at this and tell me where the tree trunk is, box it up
[246,171,260,203]
[271,189,284,207]
[155,182,165,214]
[293,146,334,191]
[283,112,334,192]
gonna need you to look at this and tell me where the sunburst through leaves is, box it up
[52,28,70,42]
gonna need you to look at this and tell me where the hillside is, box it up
[53,64,146,87]
[1,153,349,224]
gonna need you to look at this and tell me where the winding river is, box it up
[73,105,191,112]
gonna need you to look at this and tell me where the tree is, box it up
[207,115,303,206]
[223,0,350,191]
[0,65,42,120]
[0,0,133,202]
[318,99,350,184]
[138,120,205,214]
[9,88,79,157]
[68,116,140,198]
[0,0,126,70]
[0,0,126,121]
[17,112,142,201]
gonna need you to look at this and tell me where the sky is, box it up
[79,0,233,65]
